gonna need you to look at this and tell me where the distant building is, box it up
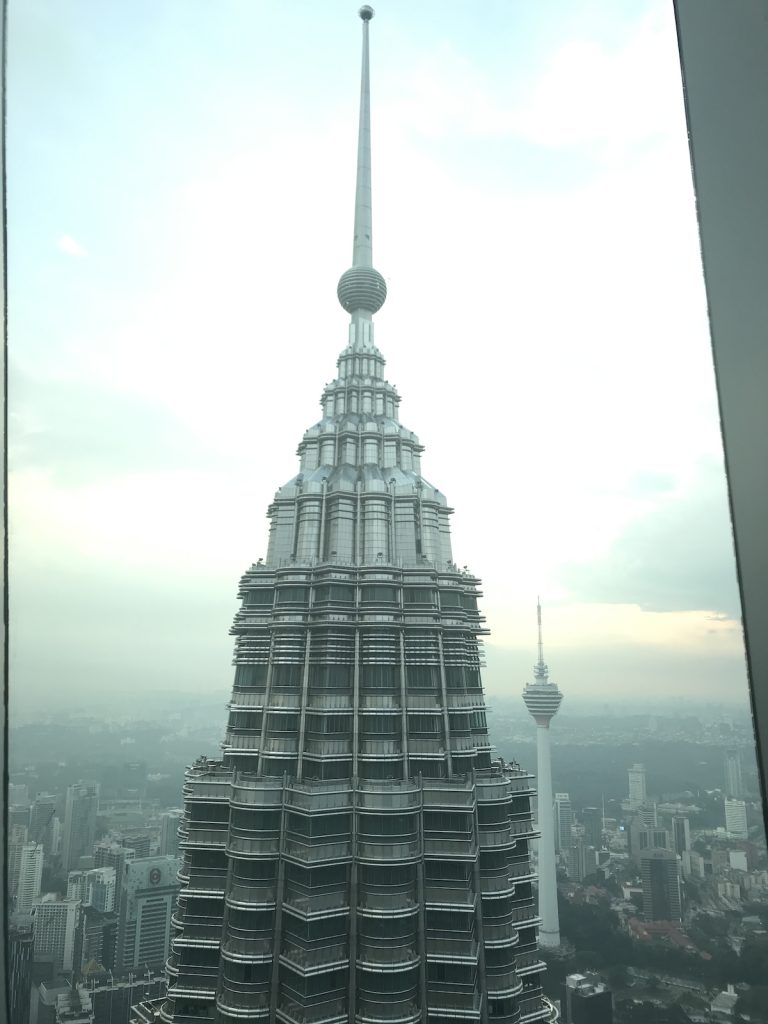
[724,749,743,798]
[79,907,118,974]
[8,823,30,894]
[711,984,739,1022]
[555,793,574,853]
[671,816,691,856]
[158,810,183,857]
[640,828,670,853]
[581,807,603,849]
[640,849,682,923]
[55,986,94,1024]
[724,798,748,839]
[562,972,613,1024]
[639,802,658,828]
[32,896,82,974]
[80,973,166,1024]
[567,842,598,884]
[628,764,647,810]
[30,794,59,856]
[67,868,117,914]
[729,849,748,873]
[62,784,99,872]
[116,857,181,974]
[10,783,31,805]
[682,849,706,880]
[93,842,135,917]
[119,831,151,859]
[9,925,34,1024]
[9,803,31,830]
[17,843,45,914]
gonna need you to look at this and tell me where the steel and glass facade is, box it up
[136,8,552,1024]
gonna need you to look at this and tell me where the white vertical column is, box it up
[535,722,560,947]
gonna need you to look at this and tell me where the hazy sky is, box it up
[8,1,749,717]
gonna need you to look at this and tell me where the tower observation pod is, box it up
[522,602,564,949]
[131,9,557,1024]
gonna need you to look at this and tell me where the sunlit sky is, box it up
[8,1,749,717]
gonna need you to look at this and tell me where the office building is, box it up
[67,868,117,914]
[627,764,647,810]
[562,973,613,1024]
[581,807,603,850]
[10,782,31,805]
[640,849,682,923]
[9,925,35,1024]
[119,831,152,859]
[639,802,658,828]
[79,906,118,974]
[724,748,743,798]
[30,793,59,856]
[523,602,564,948]
[671,815,691,856]
[140,9,552,1024]
[555,793,574,853]
[158,810,183,857]
[32,896,82,974]
[566,843,598,885]
[8,823,30,894]
[116,857,181,974]
[62,783,99,873]
[724,797,748,839]
[17,842,45,914]
[10,803,31,830]
[94,842,135,917]
[54,987,94,1024]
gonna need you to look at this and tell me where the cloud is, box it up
[560,459,741,618]
[56,234,87,257]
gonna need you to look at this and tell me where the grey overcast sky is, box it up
[8,1,749,718]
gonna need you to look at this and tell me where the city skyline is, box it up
[8,0,749,720]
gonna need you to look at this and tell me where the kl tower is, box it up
[522,600,564,948]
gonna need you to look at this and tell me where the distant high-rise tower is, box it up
[627,764,647,810]
[132,9,553,1024]
[640,849,682,923]
[523,601,564,948]
[554,793,573,853]
[159,810,183,857]
[724,748,743,798]
[30,793,58,855]
[31,896,82,974]
[724,797,748,839]
[116,857,181,975]
[581,807,603,850]
[16,843,44,915]
[671,816,691,856]
[62,783,99,872]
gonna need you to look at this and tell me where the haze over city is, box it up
[9,0,747,714]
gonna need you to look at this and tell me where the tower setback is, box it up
[133,9,553,1024]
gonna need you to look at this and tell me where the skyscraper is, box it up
[31,896,82,974]
[523,602,564,948]
[640,849,682,923]
[671,815,691,856]
[554,793,573,853]
[724,797,748,839]
[30,793,59,855]
[62,783,99,872]
[116,857,181,975]
[16,842,45,914]
[138,9,552,1024]
[9,925,34,1024]
[581,807,603,850]
[562,973,613,1024]
[159,810,183,857]
[627,764,647,810]
[724,748,743,798]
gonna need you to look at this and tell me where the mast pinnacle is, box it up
[337,5,387,317]
[535,598,549,681]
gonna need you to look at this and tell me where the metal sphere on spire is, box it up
[338,1,387,318]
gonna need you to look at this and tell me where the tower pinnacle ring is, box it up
[359,5,375,20]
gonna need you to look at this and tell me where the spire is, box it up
[535,597,549,681]
[337,7,387,319]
